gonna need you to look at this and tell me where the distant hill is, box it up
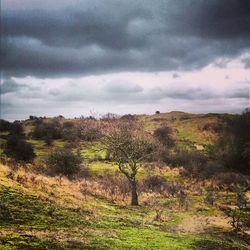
[137,111,234,150]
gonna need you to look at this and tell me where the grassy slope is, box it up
[0,164,249,250]
[139,111,232,150]
[0,111,229,158]
[0,112,248,249]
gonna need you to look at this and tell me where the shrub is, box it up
[165,181,184,197]
[0,119,11,132]
[46,148,81,177]
[178,189,189,210]
[61,121,79,141]
[120,114,136,121]
[99,174,130,200]
[215,172,249,187]
[212,110,250,173]
[205,189,216,206]
[202,161,225,178]
[9,121,24,135]
[236,190,247,209]
[143,175,167,193]
[166,149,207,177]
[77,119,101,141]
[4,134,36,162]
[32,119,62,140]
[224,208,244,233]
[154,126,174,147]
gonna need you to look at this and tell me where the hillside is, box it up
[0,111,249,249]
[0,163,249,250]
[1,111,227,161]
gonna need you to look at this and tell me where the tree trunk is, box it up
[130,180,139,205]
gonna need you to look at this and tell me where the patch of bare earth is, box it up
[173,216,230,234]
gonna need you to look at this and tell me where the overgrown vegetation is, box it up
[46,148,82,177]
[0,110,249,249]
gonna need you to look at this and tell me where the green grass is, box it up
[0,176,248,249]
[88,162,118,176]
[0,112,248,249]
[26,139,65,160]
[0,185,89,229]
[80,143,107,161]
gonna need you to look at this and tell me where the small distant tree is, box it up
[29,115,39,120]
[155,111,160,114]
[102,121,158,205]
[47,148,81,177]
[4,134,36,162]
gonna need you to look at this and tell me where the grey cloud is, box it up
[102,81,143,93]
[1,0,249,78]
[242,57,250,69]
[0,79,25,94]
[148,86,216,101]
[0,78,42,99]
[172,73,180,78]
[225,88,249,99]
[1,78,248,120]
[46,83,226,104]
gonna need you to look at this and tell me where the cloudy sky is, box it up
[1,0,250,120]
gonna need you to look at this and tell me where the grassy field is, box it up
[0,163,249,250]
[0,112,249,249]
[138,111,228,151]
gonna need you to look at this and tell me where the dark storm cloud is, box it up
[1,0,249,78]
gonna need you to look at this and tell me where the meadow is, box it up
[0,111,249,249]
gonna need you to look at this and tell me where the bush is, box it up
[46,148,81,177]
[202,161,225,178]
[154,126,174,147]
[0,119,11,132]
[32,119,62,140]
[61,122,79,141]
[215,172,249,187]
[143,175,167,192]
[10,121,24,135]
[178,189,189,210]
[77,119,102,142]
[166,149,207,176]
[4,134,36,162]
[205,189,216,206]
[225,208,244,232]
[212,110,250,173]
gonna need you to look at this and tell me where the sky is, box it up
[1,0,250,120]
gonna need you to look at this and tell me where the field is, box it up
[0,111,249,249]
[0,163,249,250]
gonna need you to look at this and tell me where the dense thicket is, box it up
[4,135,35,162]
[213,110,250,174]
[32,119,62,140]
[0,119,11,132]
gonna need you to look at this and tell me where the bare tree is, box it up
[102,121,158,205]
